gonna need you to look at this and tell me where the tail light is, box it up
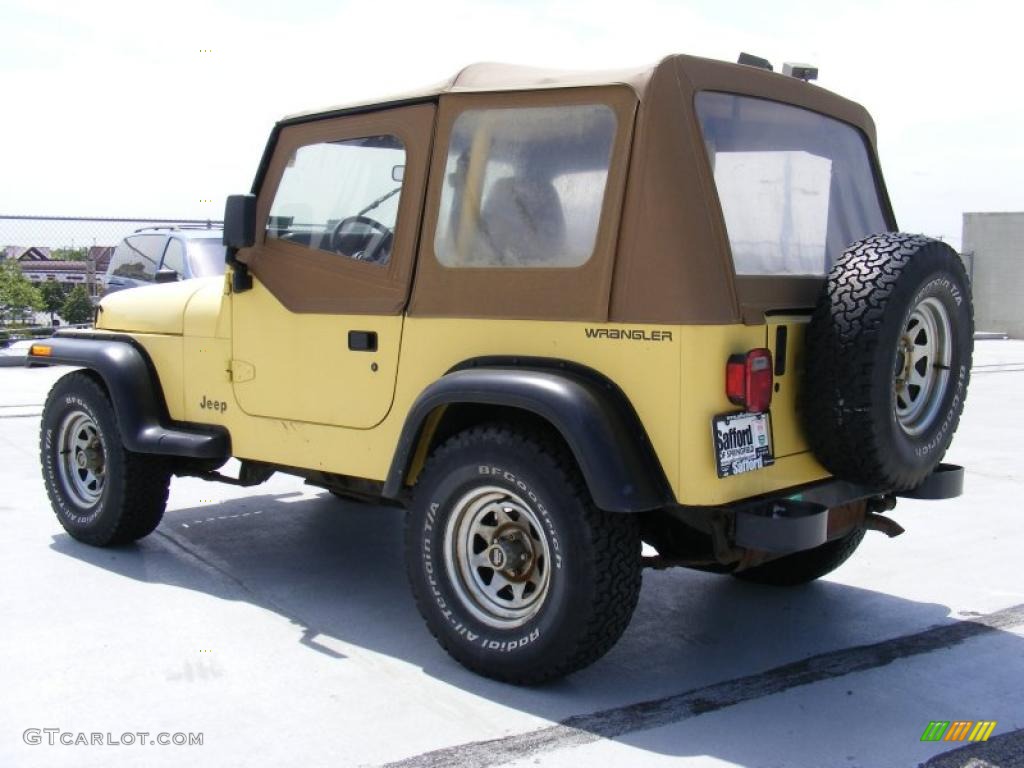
[726,348,773,413]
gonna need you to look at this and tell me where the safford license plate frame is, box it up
[713,410,775,478]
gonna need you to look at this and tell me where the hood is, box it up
[97,279,215,335]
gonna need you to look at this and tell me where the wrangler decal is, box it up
[584,328,673,342]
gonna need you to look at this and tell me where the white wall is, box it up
[962,212,1024,338]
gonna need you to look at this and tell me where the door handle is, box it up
[348,330,378,352]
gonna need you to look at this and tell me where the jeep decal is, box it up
[199,395,228,413]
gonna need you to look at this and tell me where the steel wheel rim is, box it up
[443,485,552,629]
[894,296,952,436]
[57,410,106,508]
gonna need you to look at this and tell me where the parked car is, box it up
[104,226,225,294]
[31,53,973,684]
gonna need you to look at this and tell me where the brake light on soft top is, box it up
[726,348,773,413]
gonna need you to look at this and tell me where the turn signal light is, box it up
[29,344,52,357]
[726,348,773,413]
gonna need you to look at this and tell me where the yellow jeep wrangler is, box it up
[32,53,973,684]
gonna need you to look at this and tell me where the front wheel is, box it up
[40,371,171,546]
[405,425,642,684]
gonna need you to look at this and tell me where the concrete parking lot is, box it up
[1,342,1022,768]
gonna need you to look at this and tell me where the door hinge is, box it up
[229,359,255,383]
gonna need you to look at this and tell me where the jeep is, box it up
[30,53,973,684]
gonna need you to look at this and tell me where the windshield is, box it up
[187,238,227,278]
[695,92,889,276]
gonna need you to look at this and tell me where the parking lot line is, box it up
[383,603,1024,768]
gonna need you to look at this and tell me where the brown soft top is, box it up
[265,55,892,325]
[282,61,654,123]
[283,54,875,143]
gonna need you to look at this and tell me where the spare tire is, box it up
[803,233,973,491]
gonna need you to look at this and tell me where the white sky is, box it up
[1,0,1021,249]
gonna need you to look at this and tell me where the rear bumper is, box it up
[733,464,964,553]
[895,463,965,500]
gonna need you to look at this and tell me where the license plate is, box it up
[713,411,774,478]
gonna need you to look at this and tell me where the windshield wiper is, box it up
[358,186,401,218]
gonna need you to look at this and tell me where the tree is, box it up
[39,280,67,325]
[60,284,94,326]
[0,261,43,325]
[51,247,88,261]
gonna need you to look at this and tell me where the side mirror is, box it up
[223,194,256,249]
[154,268,180,284]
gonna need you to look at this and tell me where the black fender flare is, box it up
[30,334,229,459]
[383,365,674,513]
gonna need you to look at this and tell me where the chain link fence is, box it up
[1,215,222,251]
[0,215,222,331]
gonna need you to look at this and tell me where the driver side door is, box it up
[231,103,435,428]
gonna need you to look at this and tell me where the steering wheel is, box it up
[331,215,394,264]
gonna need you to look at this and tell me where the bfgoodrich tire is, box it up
[405,425,642,684]
[803,233,973,490]
[40,371,171,546]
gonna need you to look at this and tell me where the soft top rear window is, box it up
[696,92,889,277]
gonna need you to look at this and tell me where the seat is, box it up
[479,177,566,265]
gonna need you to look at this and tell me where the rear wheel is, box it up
[733,528,865,587]
[40,372,171,546]
[405,425,642,684]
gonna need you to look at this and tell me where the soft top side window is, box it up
[267,134,406,267]
[434,104,617,269]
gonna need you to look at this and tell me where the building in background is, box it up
[962,212,1024,338]
[2,246,52,262]
[0,245,111,297]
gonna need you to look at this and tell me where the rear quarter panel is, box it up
[677,324,827,505]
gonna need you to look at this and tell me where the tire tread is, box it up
[40,371,170,546]
[803,233,973,489]
[406,424,641,684]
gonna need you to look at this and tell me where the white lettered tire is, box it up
[405,425,642,684]
[803,233,973,490]
[40,371,171,546]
